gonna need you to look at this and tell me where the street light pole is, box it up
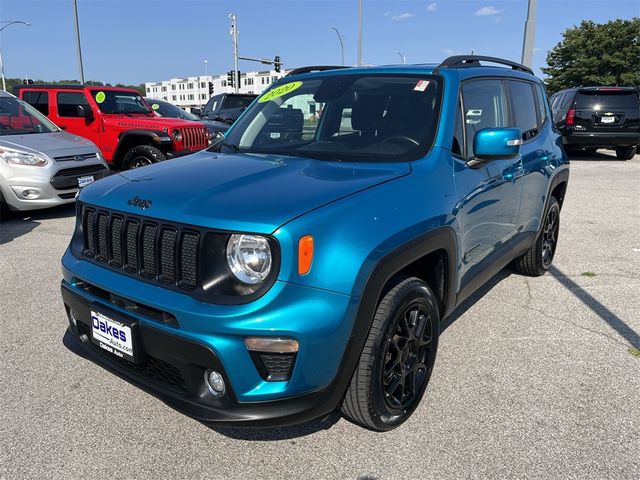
[330,26,345,66]
[394,50,406,64]
[0,20,32,91]
[357,0,363,66]
[521,0,537,68]
[229,13,240,93]
[72,0,85,83]
[204,59,208,76]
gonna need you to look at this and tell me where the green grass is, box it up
[581,271,597,277]
[629,348,640,358]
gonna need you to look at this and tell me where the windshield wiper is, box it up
[221,140,241,152]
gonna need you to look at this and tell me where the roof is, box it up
[13,84,141,93]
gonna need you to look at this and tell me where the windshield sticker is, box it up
[414,80,430,92]
[151,103,160,110]
[258,81,303,103]
[95,91,106,104]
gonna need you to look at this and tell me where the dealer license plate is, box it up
[90,310,135,362]
[78,175,94,188]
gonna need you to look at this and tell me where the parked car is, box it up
[201,93,257,124]
[60,56,569,431]
[550,86,639,159]
[144,98,229,136]
[14,85,211,170]
[0,90,108,212]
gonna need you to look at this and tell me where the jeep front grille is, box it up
[181,126,209,150]
[81,206,199,291]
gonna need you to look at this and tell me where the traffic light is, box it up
[208,82,214,95]
[227,70,234,88]
[274,56,281,73]
[22,79,34,85]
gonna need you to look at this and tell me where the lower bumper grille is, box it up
[50,165,110,190]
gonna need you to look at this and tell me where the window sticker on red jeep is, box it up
[414,80,430,92]
[258,81,303,103]
[95,91,106,104]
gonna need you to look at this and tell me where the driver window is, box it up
[461,80,508,157]
[57,92,90,117]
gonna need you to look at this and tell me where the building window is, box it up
[171,85,176,90]
[188,94,194,100]
[188,83,193,89]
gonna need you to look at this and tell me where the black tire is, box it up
[515,197,560,276]
[615,145,637,160]
[584,147,597,154]
[122,145,166,170]
[341,276,439,431]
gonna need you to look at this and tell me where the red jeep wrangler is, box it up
[15,85,211,170]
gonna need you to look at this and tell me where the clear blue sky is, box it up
[0,0,637,84]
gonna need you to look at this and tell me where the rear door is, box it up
[572,88,640,135]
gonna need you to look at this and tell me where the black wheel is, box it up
[122,145,166,170]
[584,147,597,154]
[342,276,439,431]
[615,145,637,160]
[515,197,560,276]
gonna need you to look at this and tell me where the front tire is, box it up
[122,145,166,170]
[514,197,560,276]
[341,277,439,431]
[615,145,637,160]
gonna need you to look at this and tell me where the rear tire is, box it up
[341,276,439,431]
[615,145,637,160]
[122,145,166,170]
[515,197,560,276]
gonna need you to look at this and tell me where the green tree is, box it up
[542,18,640,94]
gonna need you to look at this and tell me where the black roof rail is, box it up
[286,65,349,77]
[437,55,534,75]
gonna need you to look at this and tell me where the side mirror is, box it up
[473,127,522,160]
[76,105,94,120]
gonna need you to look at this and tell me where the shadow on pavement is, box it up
[566,149,627,162]
[549,266,640,349]
[0,203,76,245]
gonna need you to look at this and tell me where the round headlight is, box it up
[171,129,183,142]
[226,234,272,285]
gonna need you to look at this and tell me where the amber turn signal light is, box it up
[298,235,314,275]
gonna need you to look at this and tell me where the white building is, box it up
[145,69,288,111]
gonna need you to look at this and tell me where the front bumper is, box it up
[564,131,640,148]
[61,249,358,426]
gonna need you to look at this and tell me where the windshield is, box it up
[0,96,59,135]
[90,90,151,114]
[147,99,199,120]
[222,74,441,162]
[575,90,640,110]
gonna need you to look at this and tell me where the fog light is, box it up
[22,189,39,199]
[204,369,225,396]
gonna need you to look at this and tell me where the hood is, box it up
[79,151,410,233]
[103,114,205,131]
[202,120,230,134]
[0,131,99,158]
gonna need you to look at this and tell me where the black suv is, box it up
[201,93,257,124]
[550,86,639,160]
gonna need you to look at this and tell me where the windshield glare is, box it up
[223,74,441,162]
[0,97,59,135]
[148,99,199,120]
[91,90,151,114]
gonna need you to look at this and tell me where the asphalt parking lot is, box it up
[1,150,639,479]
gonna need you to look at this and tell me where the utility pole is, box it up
[72,0,85,83]
[521,0,537,68]
[229,13,240,93]
[0,20,31,91]
[394,50,406,64]
[357,0,363,66]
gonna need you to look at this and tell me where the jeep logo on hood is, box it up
[127,196,152,210]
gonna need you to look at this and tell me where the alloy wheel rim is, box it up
[382,302,434,412]
[131,156,152,169]
[542,208,558,268]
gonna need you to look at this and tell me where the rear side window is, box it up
[560,92,574,108]
[22,91,49,116]
[535,85,548,126]
[508,80,538,140]
[461,79,508,157]
[57,92,90,117]
[574,91,640,110]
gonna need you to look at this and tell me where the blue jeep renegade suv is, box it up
[61,56,570,431]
